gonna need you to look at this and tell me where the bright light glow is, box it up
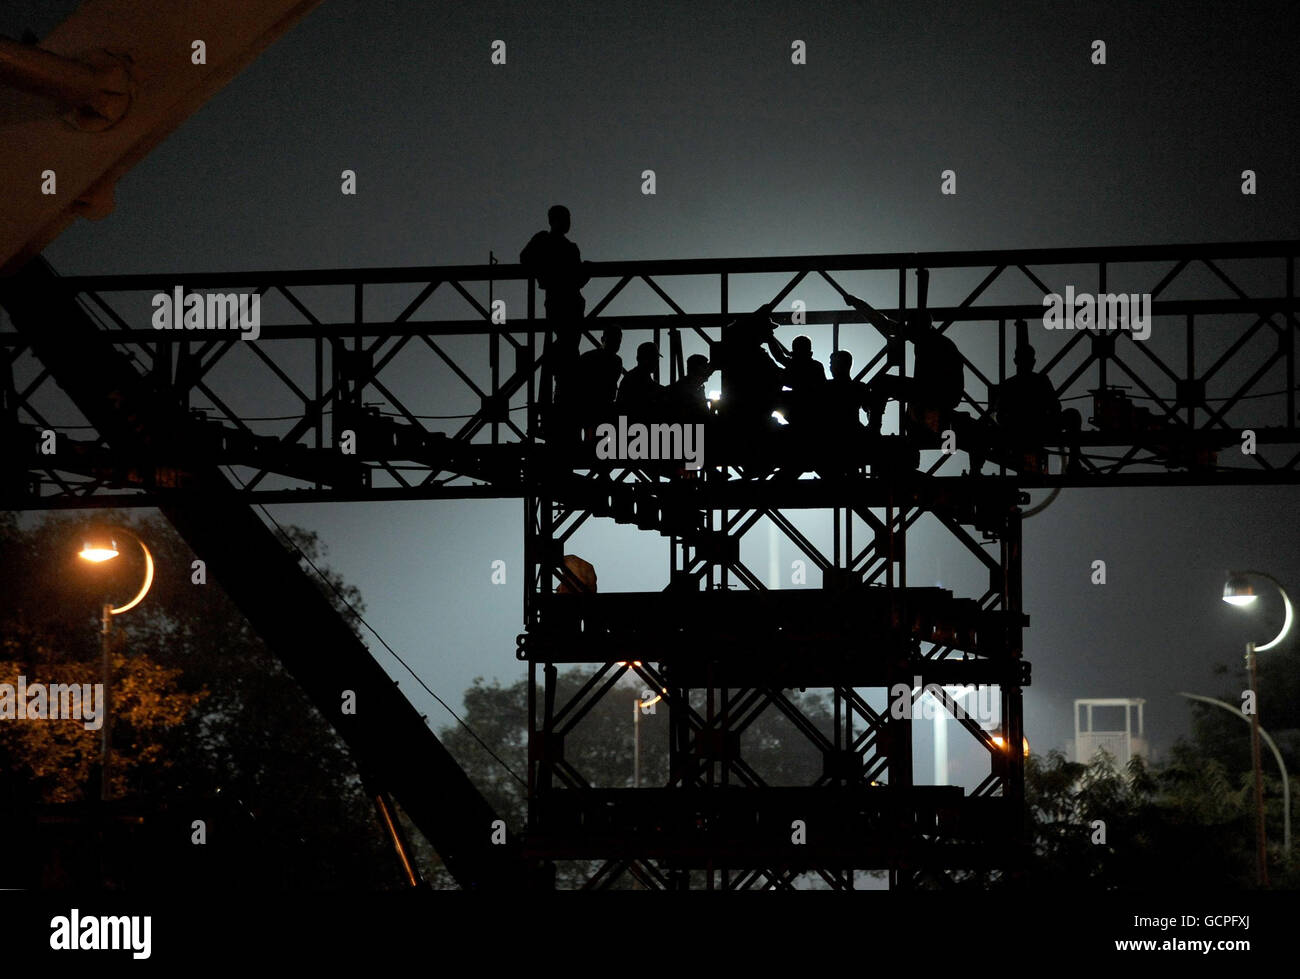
[1223,573,1256,605]
[79,545,119,562]
[79,531,155,615]
[990,734,1030,756]
[1224,571,1294,651]
[110,541,154,615]
[708,390,721,402]
[1255,587,1294,652]
[771,410,788,425]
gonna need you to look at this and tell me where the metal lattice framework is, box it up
[3,240,1297,508]
[2,240,1297,888]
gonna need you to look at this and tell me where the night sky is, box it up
[4,0,1299,778]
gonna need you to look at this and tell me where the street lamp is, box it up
[1222,569,1293,887]
[78,528,155,801]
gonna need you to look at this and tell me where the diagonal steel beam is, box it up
[0,256,525,889]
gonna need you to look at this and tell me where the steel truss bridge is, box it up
[2,239,1297,889]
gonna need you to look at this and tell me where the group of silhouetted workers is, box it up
[521,206,1081,474]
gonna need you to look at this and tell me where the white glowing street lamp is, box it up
[78,529,155,801]
[1221,569,1292,887]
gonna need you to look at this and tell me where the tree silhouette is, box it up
[0,510,402,889]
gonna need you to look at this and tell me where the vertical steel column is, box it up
[527,278,537,436]
[313,335,323,489]
[1097,262,1108,390]
[1287,256,1295,427]
[1002,503,1026,870]
[997,318,1006,476]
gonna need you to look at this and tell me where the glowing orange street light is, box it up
[78,539,119,563]
[78,528,155,801]
[79,531,154,615]
[990,734,1030,757]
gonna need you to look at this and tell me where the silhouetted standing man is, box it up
[769,334,826,425]
[809,349,874,474]
[521,205,590,421]
[822,350,874,431]
[564,327,624,431]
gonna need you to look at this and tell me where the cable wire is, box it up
[222,465,527,787]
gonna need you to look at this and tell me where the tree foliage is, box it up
[0,511,401,888]
[429,671,836,887]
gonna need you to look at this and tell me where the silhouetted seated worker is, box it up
[665,353,714,423]
[616,341,663,421]
[715,310,784,430]
[561,326,623,438]
[811,349,875,474]
[520,204,591,422]
[907,311,969,444]
[835,287,979,463]
[768,334,826,425]
[982,321,1083,474]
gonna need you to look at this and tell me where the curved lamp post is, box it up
[1177,692,1290,861]
[1221,570,1293,886]
[78,529,154,801]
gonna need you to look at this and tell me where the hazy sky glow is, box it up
[3,0,1298,777]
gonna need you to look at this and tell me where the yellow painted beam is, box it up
[0,0,322,274]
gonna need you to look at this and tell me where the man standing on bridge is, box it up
[521,205,591,428]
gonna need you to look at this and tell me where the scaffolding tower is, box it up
[3,240,1298,888]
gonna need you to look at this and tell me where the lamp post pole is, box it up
[80,529,154,804]
[1245,640,1268,886]
[99,601,113,802]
